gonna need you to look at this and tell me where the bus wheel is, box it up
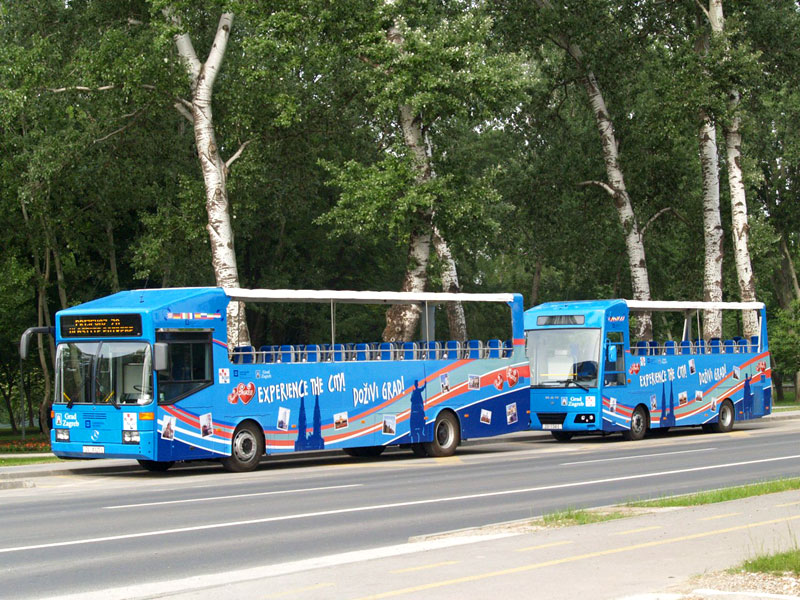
[424,411,460,457]
[137,459,174,472]
[710,400,735,433]
[623,406,648,441]
[550,431,573,442]
[222,422,264,472]
[343,446,386,458]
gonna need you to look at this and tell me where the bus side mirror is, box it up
[19,326,55,360]
[607,344,617,364]
[154,343,169,372]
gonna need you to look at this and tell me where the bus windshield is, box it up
[56,341,153,406]
[527,328,601,388]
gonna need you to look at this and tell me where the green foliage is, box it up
[769,300,800,379]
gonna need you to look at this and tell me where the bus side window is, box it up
[604,332,625,386]
[156,332,213,404]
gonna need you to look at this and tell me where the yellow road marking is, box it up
[350,515,800,600]
[776,501,800,508]
[390,560,460,574]
[516,540,574,552]
[263,583,334,598]
[612,525,662,536]
[699,512,740,521]
[434,456,463,465]
[727,431,750,438]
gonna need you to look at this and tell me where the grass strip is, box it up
[735,548,800,576]
[542,508,628,527]
[0,456,60,467]
[628,478,800,508]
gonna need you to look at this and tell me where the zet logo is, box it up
[608,316,626,323]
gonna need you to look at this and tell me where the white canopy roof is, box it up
[224,288,516,305]
[625,300,764,312]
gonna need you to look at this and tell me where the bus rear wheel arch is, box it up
[423,410,461,457]
[221,420,264,472]
[623,405,648,441]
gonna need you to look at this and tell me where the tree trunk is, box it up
[382,19,467,341]
[706,0,759,338]
[107,221,120,293]
[698,113,724,338]
[533,0,652,339]
[531,259,543,307]
[171,11,250,347]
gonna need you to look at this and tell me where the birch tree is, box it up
[700,0,758,338]
[169,10,250,346]
[532,0,653,339]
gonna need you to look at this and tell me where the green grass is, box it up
[629,478,800,508]
[542,508,628,527]
[736,548,800,576]
[0,456,60,467]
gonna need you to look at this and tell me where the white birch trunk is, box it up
[172,12,250,347]
[698,114,724,338]
[706,1,759,338]
[533,0,652,339]
[382,20,467,342]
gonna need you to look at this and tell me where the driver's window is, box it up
[156,332,213,404]
[604,332,626,386]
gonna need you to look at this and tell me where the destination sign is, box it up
[61,314,142,338]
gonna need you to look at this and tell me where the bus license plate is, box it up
[542,424,562,430]
[83,445,105,454]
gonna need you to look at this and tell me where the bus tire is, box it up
[138,459,174,472]
[623,405,648,441]
[550,431,573,442]
[343,446,386,458]
[222,421,264,472]
[710,400,735,433]
[423,411,460,457]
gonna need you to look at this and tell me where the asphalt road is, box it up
[2,418,799,599]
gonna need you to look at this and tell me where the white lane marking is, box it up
[104,484,363,509]
[3,453,799,555]
[561,448,716,466]
[36,533,518,600]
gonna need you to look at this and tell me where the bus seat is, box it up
[259,345,273,363]
[737,338,748,352]
[694,339,706,354]
[664,340,676,355]
[648,341,659,355]
[237,345,255,364]
[679,340,692,355]
[423,341,440,359]
[443,340,460,359]
[467,340,483,359]
[379,342,394,360]
[305,344,319,363]
[709,338,721,354]
[355,343,370,361]
[503,340,513,358]
[635,341,648,356]
[333,343,346,362]
[402,341,417,360]
[750,336,759,352]
[487,339,502,358]
[279,345,294,363]
[723,340,736,354]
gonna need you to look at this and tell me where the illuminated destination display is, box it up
[61,314,142,338]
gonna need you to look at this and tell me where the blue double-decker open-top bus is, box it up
[524,300,771,441]
[23,287,531,472]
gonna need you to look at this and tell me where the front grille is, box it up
[537,412,566,425]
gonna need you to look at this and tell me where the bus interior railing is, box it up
[229,339,515,364]
[630,336,760,357]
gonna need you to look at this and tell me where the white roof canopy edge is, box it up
[625,300,765,312]
[224,288,516,305]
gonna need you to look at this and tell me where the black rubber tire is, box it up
[343,446,386,458]
[221,422,264,472]
[623,405,648,441]
[550,431,573,442]
[137,459,174,472]
[411,443,428,457]
[423,411,460,457]
[710,400,735,433]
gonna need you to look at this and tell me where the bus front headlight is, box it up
[55,429,70,441]
[122,430,140,444]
